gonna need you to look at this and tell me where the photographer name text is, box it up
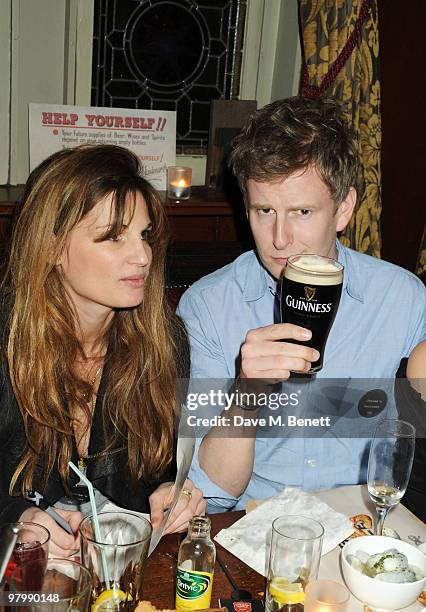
[186,415,331,428]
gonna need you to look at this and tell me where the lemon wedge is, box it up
[269,577,305,605]
[91,588,132,611]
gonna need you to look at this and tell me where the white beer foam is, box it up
[285,255,343,286]
[294,255,338,273]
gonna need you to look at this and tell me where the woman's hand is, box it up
[149,479,206,534]
[19,507,82,558]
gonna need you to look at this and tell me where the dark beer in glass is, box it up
[280,254,343,372]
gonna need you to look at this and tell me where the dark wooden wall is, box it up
[379,0,426,272]
[0,187,253,307]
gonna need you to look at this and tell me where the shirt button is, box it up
[306,458,317,467]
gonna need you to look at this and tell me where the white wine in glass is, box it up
[367,419,415,535]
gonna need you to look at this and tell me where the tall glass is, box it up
[79,512,152,610]
[367,418,415,535]
[9,558,92,612]
[280,255,343,371]
[265,515,324,612]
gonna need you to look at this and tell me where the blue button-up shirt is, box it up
[177,243,426,511]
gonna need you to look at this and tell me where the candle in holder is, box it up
[304,579,350,612]
[167,166,192,200]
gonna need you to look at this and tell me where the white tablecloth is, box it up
[315,485,426,611]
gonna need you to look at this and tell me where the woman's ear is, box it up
[335,187,357,232]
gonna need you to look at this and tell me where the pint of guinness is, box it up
[280,254,344,372]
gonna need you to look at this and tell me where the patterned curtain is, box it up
[299,0,381,258]
[416,225,426,282]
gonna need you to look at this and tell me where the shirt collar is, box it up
[241,252,275,302]
[241,243,365,303]
[336,240,364,303]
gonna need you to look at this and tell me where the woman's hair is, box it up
[2,144,186,494]
[229,96,359,205]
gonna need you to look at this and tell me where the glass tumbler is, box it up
[265,515,324,612]
[79,512,152,610]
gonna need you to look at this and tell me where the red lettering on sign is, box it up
[82,114,157,129]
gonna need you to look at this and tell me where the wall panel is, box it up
[379,0,426,271]
[0,0,11,183]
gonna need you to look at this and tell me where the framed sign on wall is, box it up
[29,103,176,190]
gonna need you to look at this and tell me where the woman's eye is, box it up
[298,209,311,216]
[108,234,123,242]
[141,227,152,241]
[258,208,275,216]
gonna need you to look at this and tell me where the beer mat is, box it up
[219,599,264,612]
[338,515,403,548]
[135,603,226,612]
[215,487,353,577]
[338,514,374,548]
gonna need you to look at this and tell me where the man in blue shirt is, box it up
[177,97,426,512]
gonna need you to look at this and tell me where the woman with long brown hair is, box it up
[0,144,204,556]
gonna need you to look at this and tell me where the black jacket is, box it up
[395,358,426,523]
[0,359,180,524]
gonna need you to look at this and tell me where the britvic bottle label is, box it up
[175,567,213,610]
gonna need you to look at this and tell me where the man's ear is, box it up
[336,187,356,232]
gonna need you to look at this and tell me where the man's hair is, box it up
[229,96,358,205]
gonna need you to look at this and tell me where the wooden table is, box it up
[141,486,426,610]
[142,511,265,607]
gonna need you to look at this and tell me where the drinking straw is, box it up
[68,461,110,588]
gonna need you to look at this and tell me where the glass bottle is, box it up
[175,516,216,610]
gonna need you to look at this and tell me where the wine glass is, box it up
[367,418,415,535]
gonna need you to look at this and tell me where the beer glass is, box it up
[79,512,152,610]
[280,254,344,371]
[266,515,324,612]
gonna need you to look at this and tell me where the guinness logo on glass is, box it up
[304,286,316,302]
[280,255,344,372]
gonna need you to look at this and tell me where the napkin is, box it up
[214,487,354,576]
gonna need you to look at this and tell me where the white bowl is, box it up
[341,536,426,610]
